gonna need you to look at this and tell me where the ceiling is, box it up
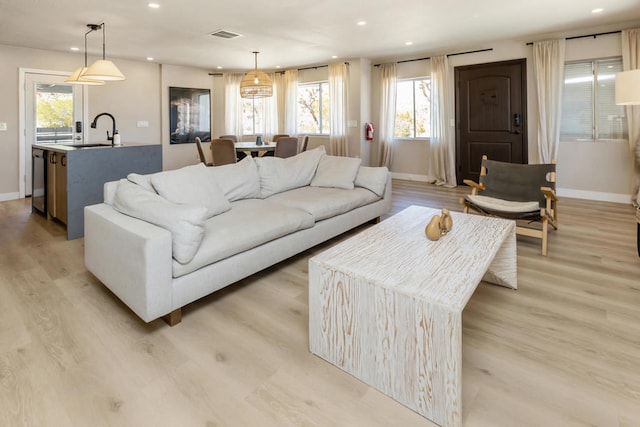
[1,0,640,72]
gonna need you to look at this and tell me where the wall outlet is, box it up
[137,121,149,128]
[0,122,7,131]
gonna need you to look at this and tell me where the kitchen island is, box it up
[32,142,162,240]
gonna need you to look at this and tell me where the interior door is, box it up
[455,59,527,184]
[24,73,83,196]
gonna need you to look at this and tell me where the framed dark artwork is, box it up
[169,87,211,144]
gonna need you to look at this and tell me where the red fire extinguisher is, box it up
[365,123,374,141]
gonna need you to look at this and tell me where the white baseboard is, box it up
[556,188,632,204]
[391,172,430,182]
[0,192,20,202]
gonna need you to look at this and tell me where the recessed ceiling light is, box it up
[405,41,413,46]
[217,66,223,69]
[148,3,160,8]
[331,55,338,59]
[146,57,154,61]
[70,47,79,51]
[591,8,603,13]
[275,65,281,69]
[357,21,366,26]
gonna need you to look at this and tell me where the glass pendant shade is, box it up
[65,66,106,85]
[615,69,640,105]
[240,52,272,99]
[84,59,126,81]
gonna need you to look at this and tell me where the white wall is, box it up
[368,29,638,202]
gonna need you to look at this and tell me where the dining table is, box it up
[235,141,277,152]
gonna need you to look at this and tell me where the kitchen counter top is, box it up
[33,142,160,153]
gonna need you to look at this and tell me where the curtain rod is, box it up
[373,48,493,67]
[526,30,621,45]
[210,61,349,76]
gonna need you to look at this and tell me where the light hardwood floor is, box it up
[1,180,639,426]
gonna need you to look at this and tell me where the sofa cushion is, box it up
[311,155,362,190]
[255,146,325,198]
[206,156,261,201]
[113,180,208,264]
[266,186,380,222]
[355,166,389,197]
[172,199,315,277]
[150,163,231,219]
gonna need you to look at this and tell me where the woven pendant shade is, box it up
[240,52,272,99]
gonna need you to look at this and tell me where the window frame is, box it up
[560,57,627,142]
[242,97,263,136]
[297,81,330,135]
[393,76,431,140]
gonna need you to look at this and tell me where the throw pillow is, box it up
[113,180,208,264]
[310,154,362,190]
[150,163,231,218]
[206,156,261,201]
[354,166,389,197]
[127,173,155,192]
[255,145,326,198]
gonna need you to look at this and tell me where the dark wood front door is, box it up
[455,59,527,184]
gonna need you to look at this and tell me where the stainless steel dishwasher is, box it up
[32,147,47,216]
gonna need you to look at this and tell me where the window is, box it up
[297,82,329,134]
[394,78,431,138]
[561,58,627,141]
[242,98,264,135]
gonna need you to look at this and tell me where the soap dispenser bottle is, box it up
[113,130,121,145]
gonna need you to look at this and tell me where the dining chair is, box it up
[274,137,299,158]
[219,134,238,142]
[298,135,309,152]
[210,138,237,166]
[195,137,213,166]
[272,134,289,143]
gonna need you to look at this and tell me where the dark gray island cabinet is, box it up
[32,142,162,240]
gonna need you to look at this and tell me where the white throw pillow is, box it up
[255,146,325,198]
[310,154,362,190]
[206,156,261,201]
[127,173,156,192]
[151,163,231,218]
[354,166,389,197]
[113,180,208,264]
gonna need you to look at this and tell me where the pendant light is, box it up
[84,23,126,81]
[240,51,273,98]
[65,24,105,85]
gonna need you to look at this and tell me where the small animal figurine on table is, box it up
[425,208,454,241]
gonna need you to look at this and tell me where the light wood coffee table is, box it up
[309,205,517,427]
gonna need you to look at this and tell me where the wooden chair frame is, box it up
[462,155,558,256]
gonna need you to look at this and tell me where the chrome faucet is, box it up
[90,112,117,144]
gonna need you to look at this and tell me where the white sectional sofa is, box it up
[84,147,392,325]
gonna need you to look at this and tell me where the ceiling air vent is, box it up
[210,29,242,39]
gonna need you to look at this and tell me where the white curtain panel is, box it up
[622,28,640,197]
[284,69,299,135]
[533,39,566,163]
[426,55,457,187]
[378,63,397,167]
[223,73,244,137]
[273,72,286,133]
[260,73,279,141]
[329,63,349,156]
